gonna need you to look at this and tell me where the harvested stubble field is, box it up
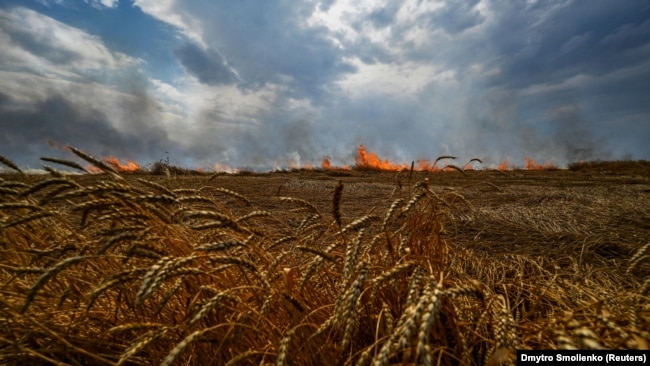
[1,155,649,365]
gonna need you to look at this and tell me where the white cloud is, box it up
[99,0,118,7]
[336,58,452,98]
[84,0,119,8]
[133,0,205,46]
[305,0,377,44]
[0,7,136,80]
[147,74,290,140]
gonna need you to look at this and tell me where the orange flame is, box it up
[86,156,141,173]
[524,157,556,170]
[355,145,410,171]
[354,145,453,172]
[103,156,141,172]
[214,163,237,173]
[86,166,103,174]
[498,160,509,171]
[322,156,332,170]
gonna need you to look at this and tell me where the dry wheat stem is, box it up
[342,229,365,283]
[117,327,169,366]
[22,255,89,314]
[416,278,444,366]
[278,196,320,214]
[40,157,89,173]
[333,180,344,228]
[627,242,649,274]
[0,155,24,175]
[341,215,378,234]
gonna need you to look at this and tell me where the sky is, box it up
[1,0,649,170]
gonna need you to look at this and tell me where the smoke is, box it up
[0,83,173,169]
[1,1,648,171]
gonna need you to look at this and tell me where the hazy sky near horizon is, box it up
[1,0,649,169]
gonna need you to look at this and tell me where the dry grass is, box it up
[0,151,649,365]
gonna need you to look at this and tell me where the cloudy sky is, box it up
[1,0,649,170]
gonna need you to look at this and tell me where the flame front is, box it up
[355,145,410,171]
[321,156,332,170]
[79,146,557,174]
[103,157,140,172]
[354,145,452,172]
[524,157,556,170]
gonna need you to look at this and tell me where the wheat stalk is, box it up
[189,289,239,327]
[135,256,198,306]
[0,154,24,175]
[160,328,210,366]
[341,214,378,234]
[338,262,369,350]
[627,242,649,274]
[333,180,343,228]
[200,186,251,204]
[416,277,443,366]
[40,157,89,173]
[195,240,244,252]
[116,327,168,366]
[22,256,88,313]
[276,328,296,366]
[278,196,320,214]
[343,229,366,282]
[382,198,404,231]
[68,146,123,179]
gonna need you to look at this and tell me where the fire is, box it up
[214,163,237,173]
[85,156,141,173]
[321,156,350,170]
[76,146,557,175]
[355,145,410,171]
[524,157,556,170]
[322,156,331,170]
[354,145,454,172]
[103,156,141,172]
[496,158,556,170]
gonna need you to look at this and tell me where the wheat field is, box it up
[0,151,649,365]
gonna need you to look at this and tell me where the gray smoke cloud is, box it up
[0,87,173,168]
[0,0,649,170]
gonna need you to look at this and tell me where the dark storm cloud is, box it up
[485,0,650,88]
[178,0,649,165]
[0,88,173,168]
[428,0,485,35]
[174,43,238,85]
[2,1,649,170]
[430,0,650,163]
[179,1,355,98]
